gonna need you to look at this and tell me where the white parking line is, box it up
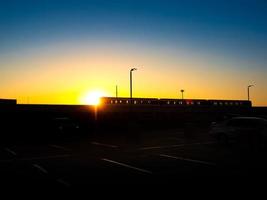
[91,142,118,148]
[0,154,71,163]
[22,154,71,161]
[50,145,71,151]
[57,178,71,187]
[102,158,152,174]
[5,148,17,156]
[139,142,216,150]
[159,154,216,166]
[139,144,184,150]
[33,164,48,174]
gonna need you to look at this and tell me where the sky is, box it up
[0,0,267,106]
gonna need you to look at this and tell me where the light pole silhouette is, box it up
[180,89,184,100]
[247,85,254,101]
[116,85,118,98]
[130,68,137,100]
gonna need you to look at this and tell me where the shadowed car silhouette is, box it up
[210,117,267,146]
[51,117,80,136]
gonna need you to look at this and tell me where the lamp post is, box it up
[180,89,184,100]
[116,85,118,98]
[130,68,137,100]
[247,85,254,101]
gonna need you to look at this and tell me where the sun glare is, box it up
[80,90,107,105]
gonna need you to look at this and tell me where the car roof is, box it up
[230,117,267,122]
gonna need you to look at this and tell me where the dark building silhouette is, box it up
[0,99,17,105]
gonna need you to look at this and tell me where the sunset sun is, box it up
[80,90,107,105]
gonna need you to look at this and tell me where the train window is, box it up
[111,100,113,104]
[173,101,176,105]
[191,102,194,105]
[230,102,233,105]
[213,102,218,105]
[219,102,223,105]
[141,100,143,104]
[179,101,183,105]
[148,100,151,104]
[225,102,228,105]
[119,100,122,103]
[126,100,129,104]
[240,102,243,105]
[167,101,170,104]
[115,100,118,104]
[134,100,137,104]
[235,102,239,105]
[197,102,201,105]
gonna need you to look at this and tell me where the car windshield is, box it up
[227,118,267,127]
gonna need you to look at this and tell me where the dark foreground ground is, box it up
[1,125,267,191]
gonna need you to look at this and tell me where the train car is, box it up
[100,97,252,108]
[207,99,251,107]
[100,97,159,106]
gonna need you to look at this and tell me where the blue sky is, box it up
[0,0,267,105]
[1,0,267,57]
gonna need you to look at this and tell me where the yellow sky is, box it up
[1,42,266,106]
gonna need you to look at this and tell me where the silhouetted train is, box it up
[100,97,251,108]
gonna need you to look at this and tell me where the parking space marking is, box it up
[50,145,71,151]
[33,164,48,174]
[22,154,71,161]
[159,154,216,166]
[139,144,184,150]
[0,154,71,163]
[4,148,17,156]
[139,142,216,150]
[91,142,118,148]
[56,178,71,187]
[102,158,152,174]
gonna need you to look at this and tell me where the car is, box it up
[51,117,80,136]
[209,117,267,146]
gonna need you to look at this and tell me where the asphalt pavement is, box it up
[0,127,266,189]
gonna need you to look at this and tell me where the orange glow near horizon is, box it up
[79,90,107,105]
[0,42,266,106]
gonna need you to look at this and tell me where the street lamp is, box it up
[247,85,254,101]
[130,68,137,99]
[180,89,184,100]
[116,85,118,98]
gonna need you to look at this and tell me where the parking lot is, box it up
[0,126,267,189]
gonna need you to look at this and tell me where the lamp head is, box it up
[131,68,137,72]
